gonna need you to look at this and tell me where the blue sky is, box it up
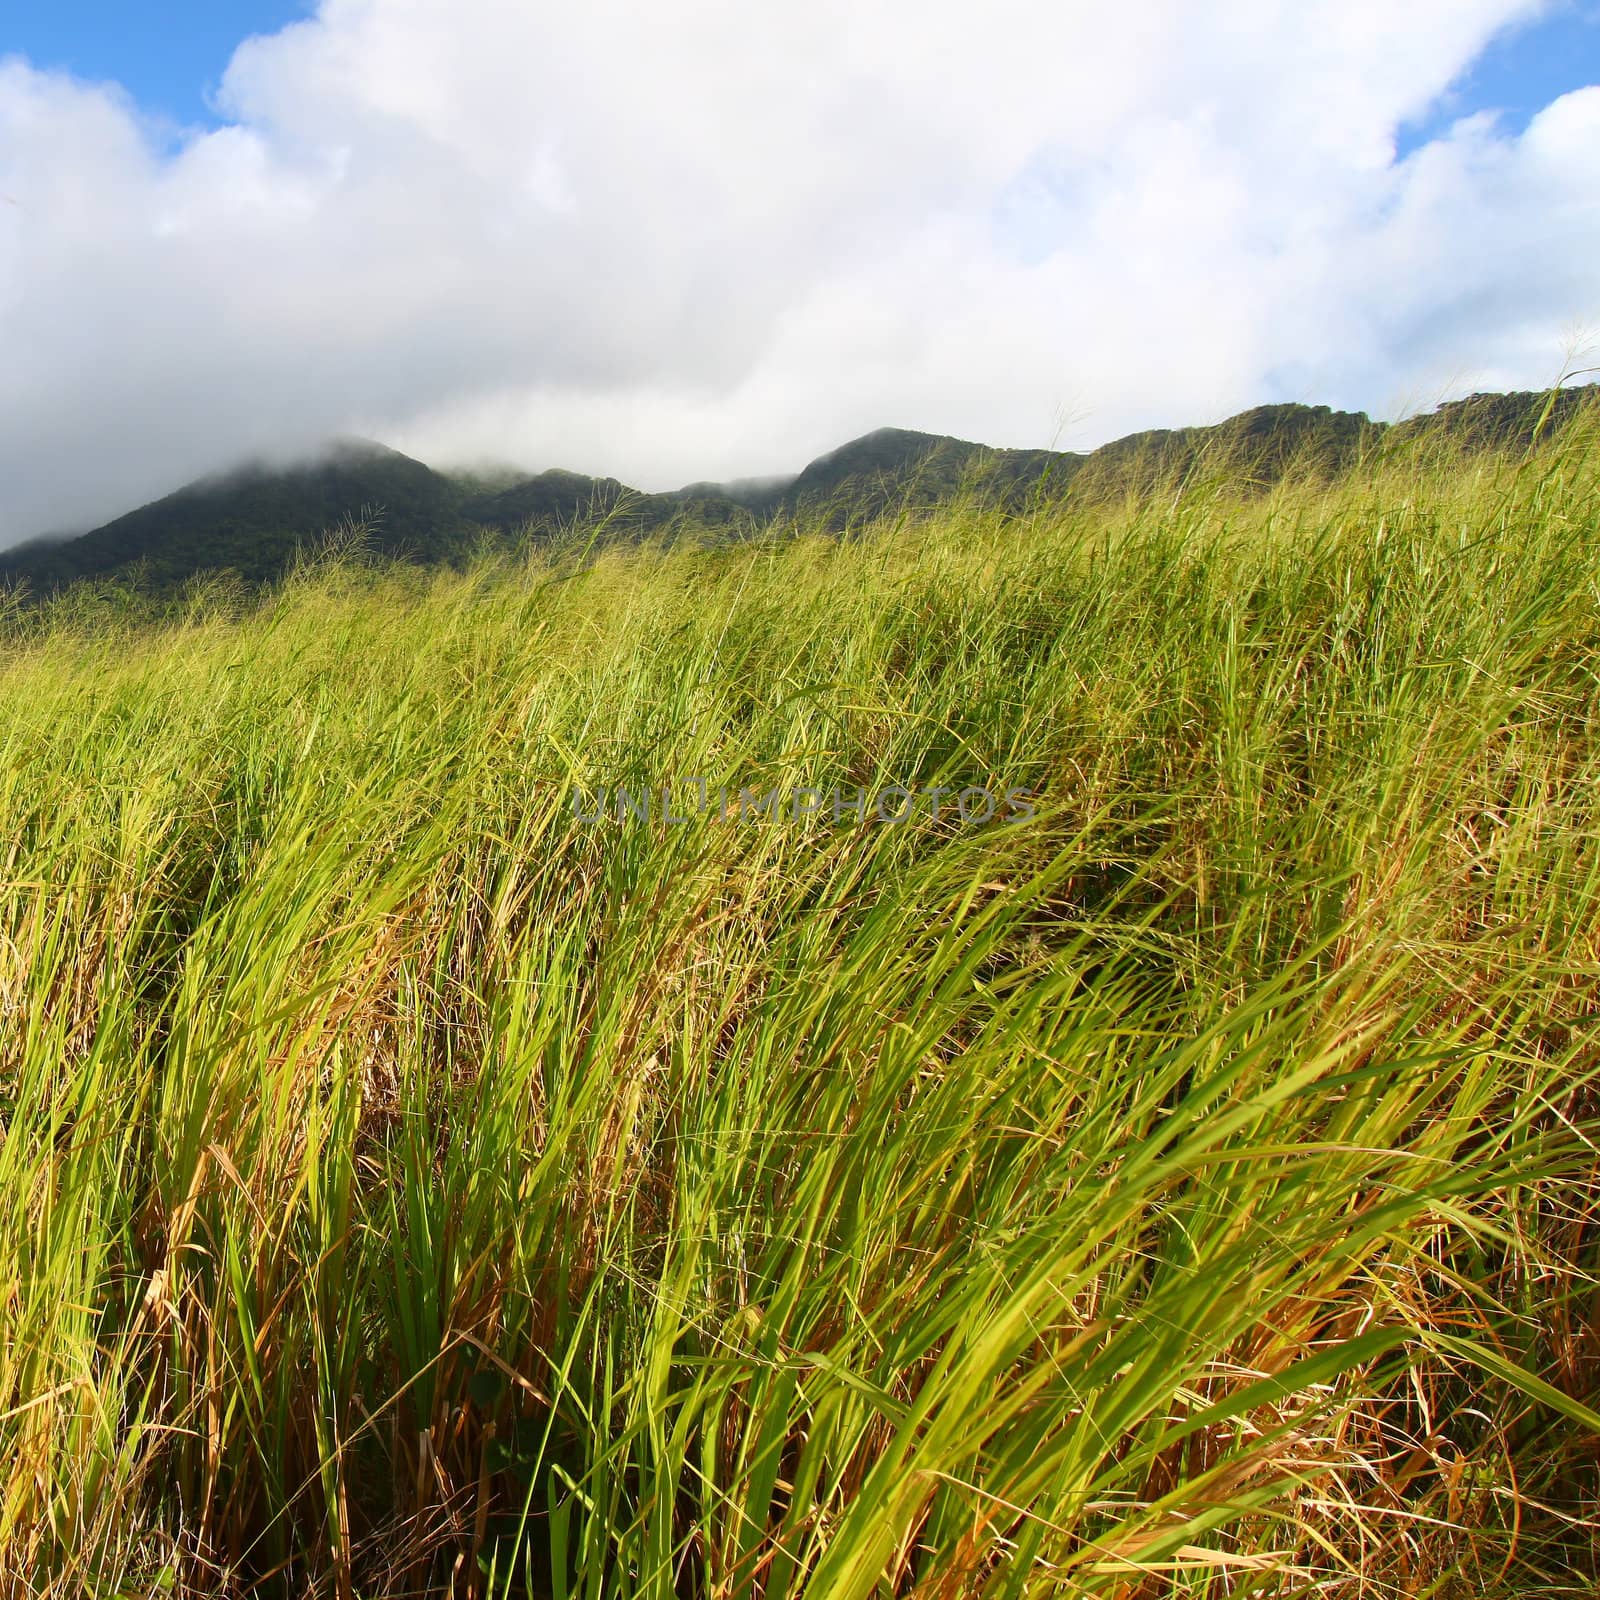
[4,1,1597,147]
[1396,1,1600,155]
[1,2,311,125]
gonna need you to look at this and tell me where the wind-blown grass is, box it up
[1,419,1599,1597]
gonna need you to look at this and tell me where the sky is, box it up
[0,3,312,132]
[0,2,1597,546]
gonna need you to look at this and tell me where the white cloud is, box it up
[0,0,1594,543]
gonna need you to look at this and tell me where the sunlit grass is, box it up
[1,414,1598,1596]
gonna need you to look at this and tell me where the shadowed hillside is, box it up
[1385,384,1597,453]
[4,383,1594,599]
[770,426,1082,524]
[1062,402,1378,500]
[0,439,478,590]
[457,468,630,532]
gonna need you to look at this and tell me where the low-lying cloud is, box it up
[1,0,1596,545]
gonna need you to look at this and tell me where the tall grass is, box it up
[1,419,1599,1597]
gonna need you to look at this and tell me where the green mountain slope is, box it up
[770,427,1082,523]
[1064,403,1378,500]
[5,384,1594,599]
[1384,386,1596,453]
[460,471,760,536]
[2,439,477,591]
[458,468,629,531]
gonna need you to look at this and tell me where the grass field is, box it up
[2,419,1599,1596]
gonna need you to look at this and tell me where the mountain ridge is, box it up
[5,384,1594,597]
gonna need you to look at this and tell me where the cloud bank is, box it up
[1,0,1597,544]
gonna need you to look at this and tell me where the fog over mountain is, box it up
[2,1,1598,549]
[5,385,1593,596]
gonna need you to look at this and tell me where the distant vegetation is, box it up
[3,384,1593,599]
[1,411,1598,1595]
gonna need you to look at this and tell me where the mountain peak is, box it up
[4,382,1595,597]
